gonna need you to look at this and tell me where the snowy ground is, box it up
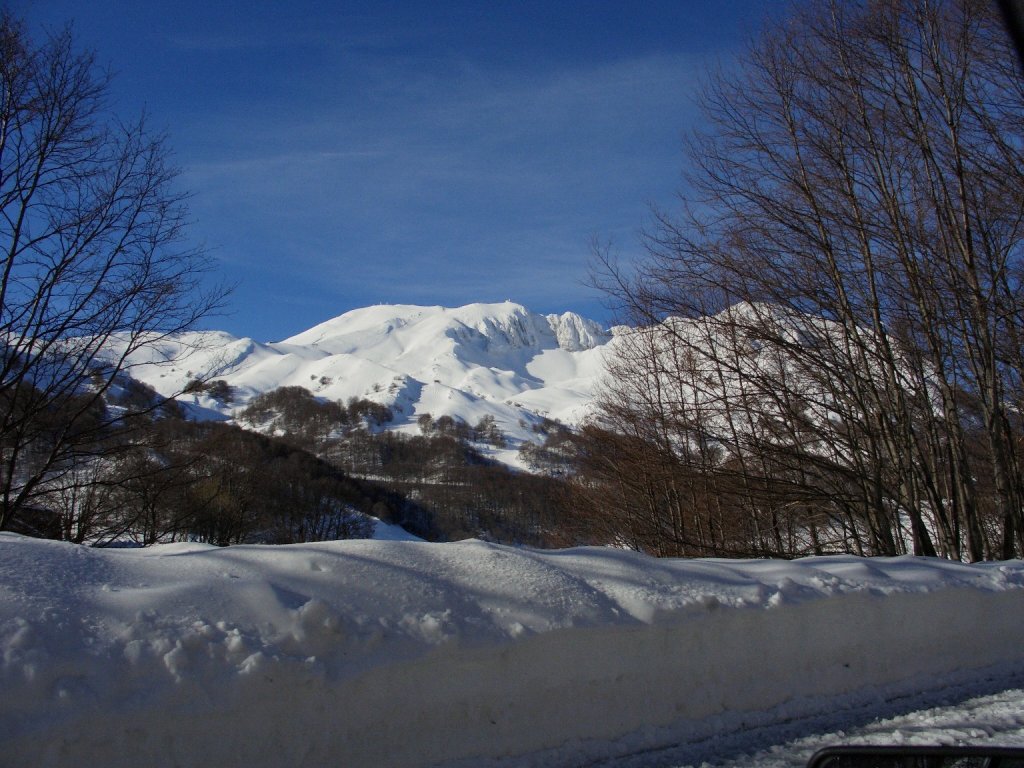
[600,673,1024,767]
[1,533,1022,768]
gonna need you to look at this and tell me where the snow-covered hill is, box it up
[1,532,1022,767]
[119,301,612,448]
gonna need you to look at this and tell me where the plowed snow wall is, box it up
[11,588,1022,768]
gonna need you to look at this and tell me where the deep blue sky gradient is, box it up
[10,1,773,341]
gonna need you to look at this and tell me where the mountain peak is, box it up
[115,301,613,460]
[545,311,609,352]
[281,301,608,355]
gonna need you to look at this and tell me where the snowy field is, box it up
[1,533,1023,768]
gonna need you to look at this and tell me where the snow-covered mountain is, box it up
[119,301,613,446]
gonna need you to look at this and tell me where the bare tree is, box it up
[0,14,227,532]
[592,0,1024,560]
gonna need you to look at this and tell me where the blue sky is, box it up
[10,1,771,341]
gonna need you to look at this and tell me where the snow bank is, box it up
[1,534,1022,768]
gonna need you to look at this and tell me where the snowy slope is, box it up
[2,533,1022,768]
[116,301,612,446]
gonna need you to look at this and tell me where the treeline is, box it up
[585,0,1024,561]
[2,362,575,548]
[238,386,571,546]
[8,379,426,546]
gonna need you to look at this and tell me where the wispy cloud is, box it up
[166,32,268,52]
[173,39,713,336]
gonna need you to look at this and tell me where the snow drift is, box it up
[1,534,1023,767]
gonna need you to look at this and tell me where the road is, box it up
[592,669,1024,768]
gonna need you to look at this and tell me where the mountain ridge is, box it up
[116,301,613,458]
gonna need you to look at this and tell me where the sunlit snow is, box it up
[1,533,1022,767]
[113,302,613,455]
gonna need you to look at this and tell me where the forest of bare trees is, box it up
[238,387,571,546]
[581,0,1024,561]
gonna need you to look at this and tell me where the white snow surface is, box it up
[114,302,612,449]
[1,533,1023,768]
[604,679,1024,768]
